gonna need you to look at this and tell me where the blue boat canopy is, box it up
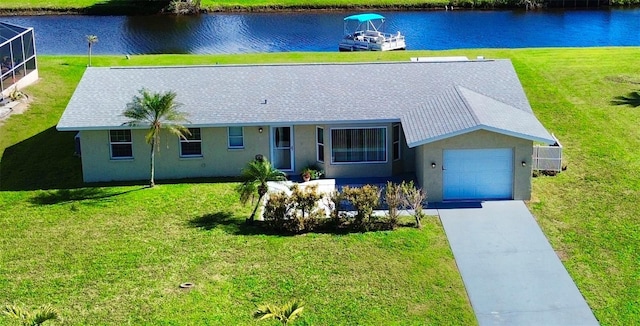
[343,13,385,22]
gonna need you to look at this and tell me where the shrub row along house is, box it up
[57,59,554,201]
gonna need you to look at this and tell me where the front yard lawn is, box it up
[0,184,472,324]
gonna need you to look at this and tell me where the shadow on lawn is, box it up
[189,212,290,236]
[30,187,146,205]
[0,128,83,191]
[611,90,640,108]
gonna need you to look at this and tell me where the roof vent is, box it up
[410,56,469,63]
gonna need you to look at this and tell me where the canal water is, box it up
[2,9,639,54]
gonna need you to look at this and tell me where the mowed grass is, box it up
[1,48,639,325]
[0,186,468,324]
[0,0,449,11]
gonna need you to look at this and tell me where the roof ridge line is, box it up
[456,85,534,116]
[452,85,481,125]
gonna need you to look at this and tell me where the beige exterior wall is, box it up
[80,127,534,195]
[415,130,534,202]
[292,125,319,173]
[80,127,270,183]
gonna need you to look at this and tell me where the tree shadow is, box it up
[0,128,83,191]
[189,212,290,236]
[30,187,146,205]
[611,90,640,108]
[85,0,171,15]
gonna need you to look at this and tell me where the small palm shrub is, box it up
[2,304,61,326]
[253,299,304,325]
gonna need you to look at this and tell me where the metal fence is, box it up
[533,135,563,172]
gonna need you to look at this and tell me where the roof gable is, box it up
[402,86,554,147]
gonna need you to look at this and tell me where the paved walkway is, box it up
[437,201,599,326]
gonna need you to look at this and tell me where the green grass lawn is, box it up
[1,48,639,325]
[0,0,450,11]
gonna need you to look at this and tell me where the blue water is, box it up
[2,9,639,54]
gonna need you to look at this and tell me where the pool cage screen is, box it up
[0,22,37,96]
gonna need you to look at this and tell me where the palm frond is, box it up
[281,300,304,323]
[31,305,60,325]
[2,304,29,321]
[253,300,304,325]
[253,304,281,321]
[2,304,60,326]
[236,181,257,205]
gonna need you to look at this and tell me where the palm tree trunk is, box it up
[88,44,92,67]
[248,193,264,222]
[150,140,155,187]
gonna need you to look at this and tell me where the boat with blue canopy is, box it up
[338,13,406,52]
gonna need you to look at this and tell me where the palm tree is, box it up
[253,300,304,325]
[237,157,286,222]
[2,304,61,326]
[123,89,190,187]
[86,35,98,67]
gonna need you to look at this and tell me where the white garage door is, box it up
[443,148,514,200]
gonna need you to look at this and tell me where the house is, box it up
[56,59,555,201]
[0,22,38,97]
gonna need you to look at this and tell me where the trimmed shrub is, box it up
[263,185,327,234]
[341,185,381,231]
[384,181,403,229]
[401,181,428,229]
[262,191,294,231]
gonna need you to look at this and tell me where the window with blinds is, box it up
[331,127,387,163]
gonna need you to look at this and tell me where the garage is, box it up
[443,148,514,200]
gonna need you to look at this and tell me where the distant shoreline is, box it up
[0,3,637,17]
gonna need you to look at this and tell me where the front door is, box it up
[271,126,294,171]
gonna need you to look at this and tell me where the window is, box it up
[392,124,401,161]
[109,130,133,159]
[331,127,386,163]
[180,128,202,157]
[316,127,324,162]
[228,127,244,149]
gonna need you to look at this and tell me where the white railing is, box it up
[533,134,563,172]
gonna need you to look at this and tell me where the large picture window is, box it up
[331,127,387,163]
[180,128,202,157]
[109,130,133,159]
[228,127,244,149]
[316,127,324,162]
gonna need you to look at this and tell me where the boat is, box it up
[338,13,406,52]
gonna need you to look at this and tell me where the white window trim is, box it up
[316,126,324,163]
[227,126,244,149]
[392,123,401,161]
[330,126,388,164]
[109,129,133,160]
[179,128,203,158]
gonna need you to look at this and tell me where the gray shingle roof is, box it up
[57,59,554,146]
[402,85,554,146]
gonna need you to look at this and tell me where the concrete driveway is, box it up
[437,201,599,326]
